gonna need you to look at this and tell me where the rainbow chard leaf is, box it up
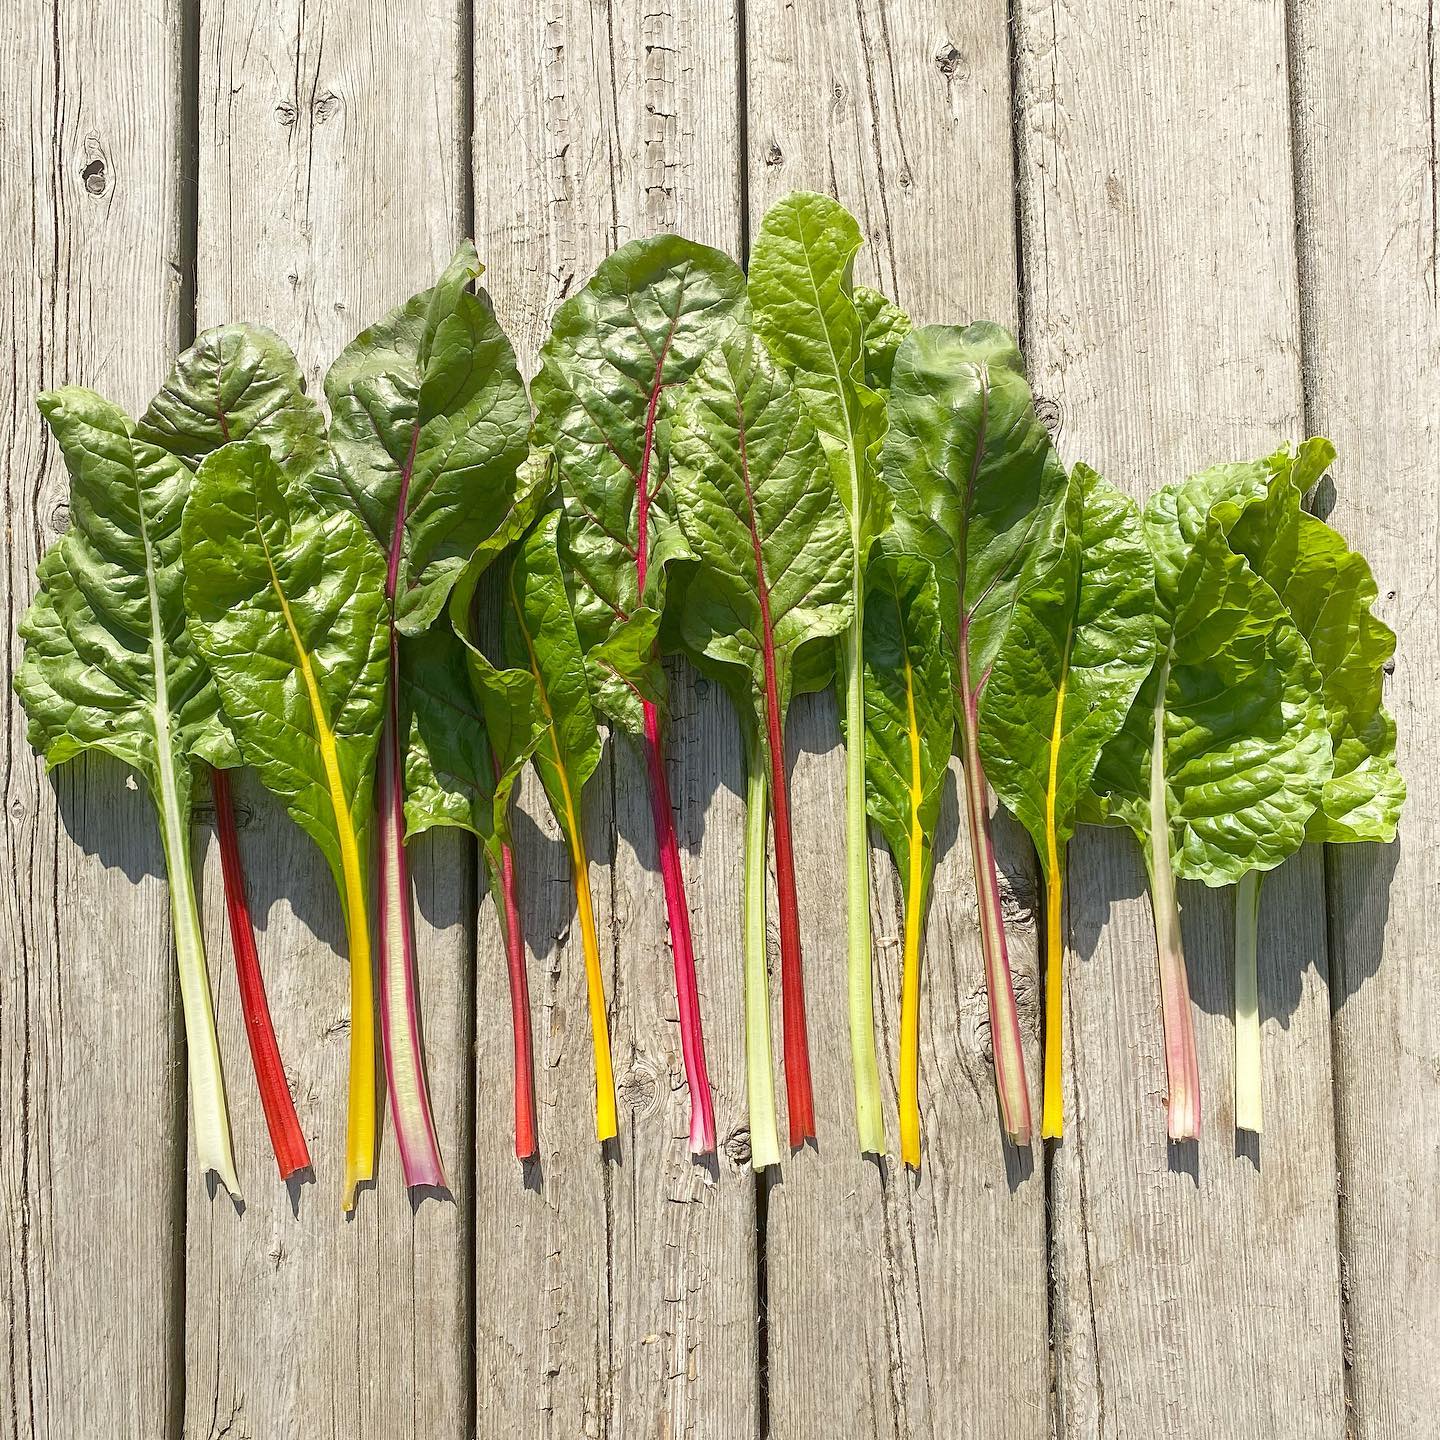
[854,284,912,391]
[670,325,854,1147]
[749,193,889,1153]
[979,464,1156,1139]
[316,242,531,1189]
[16,388,241,1197]
[492,512,617,1142]
[883,324,1067,1146]
[533,235,747,1157]
[440,541,552,1160]
[1088,468,1332,1140]
[141,324,323,1179]
[861,547,954,1166]
[1215,439,1404,1132]
[183,441,389,1210]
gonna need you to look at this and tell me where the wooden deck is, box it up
[2,2,1434,1436]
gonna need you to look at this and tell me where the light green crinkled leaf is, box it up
[883,323,1069,698]
[182,440,389,896]
[981,464,1156,872]
[532,234,746,734]
[139,323,326,479]
[861,547,954,907]
[1089,470,1332,884]
[17,387,233,783]
[1221,439,1404,843]
[668,326,853,747]
[503,512,603,837]
[749,192,888,555]
[854,284,912,391]
[318,241,532,637]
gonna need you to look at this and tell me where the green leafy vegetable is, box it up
[533,234,747,1155]
[183,440,389,1208]
[1214,439,1404,1131]
[316,242,532,1188]
[749,191,889,1153]
[497,511,617,1142]
[16,388,241,1197]
[142,322,324,1180]
[854,284,912,390]
[669,324,853,1146]
[861,547,954,1166]
[884,323,1066,1146]
[980,464,1156,1138]
[1088,468,1332,1139]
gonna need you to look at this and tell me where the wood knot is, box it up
[723,1127,751,1167]
[764,141,783,168]
[1033,395,1063,435]
[617,1063,660,1116]
[935,43,966,81]
[276,100,298,128]
[313,91,342,125]
[81,159,107,196]
[49,500,70,532]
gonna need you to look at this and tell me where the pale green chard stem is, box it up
[1234,869,1264,1133]
[1145,656,1201,1140]
[155,736,239,1198]
[745,746,782,1172]
[845,590,885,1154]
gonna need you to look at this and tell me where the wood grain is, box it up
[1289,3,1439,1434]
[1,3,187,1436]
[1015,0,1347,1434]
[185,3,473,1435]
[745,3,1049,1436]
[473,4,757,1435]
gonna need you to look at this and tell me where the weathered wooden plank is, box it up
[184,4,473,1435]
[0,4,187,1437]
[1015,1,1347,1434]
[745,4,1049,1436]
[473,4,757,1436]
[1288,4,1439,1434]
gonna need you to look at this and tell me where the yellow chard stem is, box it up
[899,635,926,1169]
[1041,670,1068,1141]
[569,822,617,1143]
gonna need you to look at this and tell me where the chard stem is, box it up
[643,699,716,1155]
[899,847,925,1169]
[211,766,309,1179]
[377,651,445,1190]
[497,835,537,1160]
[958,697,1033,1145]
[745,752,782,1172]
[843,616,885,1155]
[157,753,239,1198]
[1234,868,1263,1134]
[1146,656,1200,1140]
[1041,855,1065,1141]
[569,822,618,1143]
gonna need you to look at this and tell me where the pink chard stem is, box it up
[494,747,538,1160]
[958,684,1033,1146]
[635,360,715,1157]
[377,633,445,1188]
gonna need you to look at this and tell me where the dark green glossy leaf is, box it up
[883,323,1068,697]
[532,234,746,732]
[861,547,954,908]
[318,242,532,636]
[981,464,1156,872]
[668,326,853,739]
[502,511,603,839]
[139,323,326,479]
[182,440,389,895]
